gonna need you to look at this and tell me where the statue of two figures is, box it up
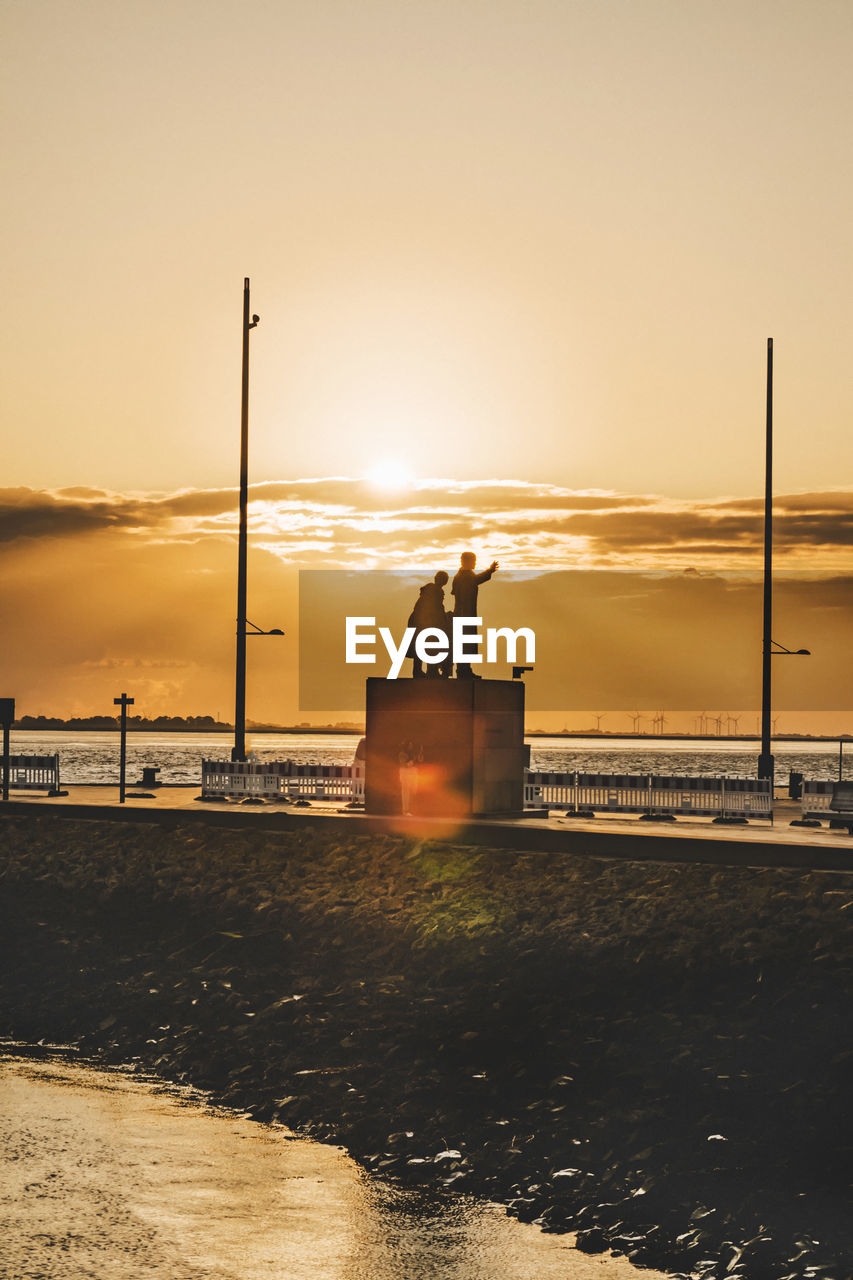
[396,551,499,815]
[406,552,498,680]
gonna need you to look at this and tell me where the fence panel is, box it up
[524,770,772,818]
[801,780,835,819]
[202,760,771,818]
[201,759,363,801]
[4,754,61,792]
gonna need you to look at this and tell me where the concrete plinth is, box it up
[364,677,525,817]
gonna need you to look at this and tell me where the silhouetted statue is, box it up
[451,552,498,678]
[408,570,451,677]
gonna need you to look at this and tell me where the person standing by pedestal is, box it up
[397,740,423,814]
[451,552,498,678]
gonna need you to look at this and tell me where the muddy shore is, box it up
[2,814,852,1279]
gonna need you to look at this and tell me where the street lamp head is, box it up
[771,640,811,656]
[245,620,285,636]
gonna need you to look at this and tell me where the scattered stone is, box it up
[3,814,853,1277]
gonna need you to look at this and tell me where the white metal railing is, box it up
[3,754,62,793]
[201,759,364,802]
[801,779,846,820]
[524,771,773,820]
[201,759,771,819]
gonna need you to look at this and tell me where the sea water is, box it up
[7,730,849,785]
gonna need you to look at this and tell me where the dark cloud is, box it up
[778,514,853,546]
[562,511,762,549]
[775,491,853,514]
[0,490,143,542]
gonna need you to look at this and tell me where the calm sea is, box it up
[8,730,850,786]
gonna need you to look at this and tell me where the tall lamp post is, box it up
[757,338,809,787]
[232,278,284,763]
[758,339,774,783]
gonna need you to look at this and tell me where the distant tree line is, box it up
[13,715,364,733]
[15,714,230,731]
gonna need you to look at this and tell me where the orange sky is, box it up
[2,479,851,730]
[2,2,852,729]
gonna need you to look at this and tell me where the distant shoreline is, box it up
[11,722,362,736]
[525,731,853,743]
[10,722,851,744]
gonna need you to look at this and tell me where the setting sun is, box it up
[365,459,414,492]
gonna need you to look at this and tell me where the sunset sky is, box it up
[3,1,852,730]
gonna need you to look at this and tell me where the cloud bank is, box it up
[2,479,852,571]
[2,479,850,721]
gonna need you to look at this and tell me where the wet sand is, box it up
[1,1054,661,1280]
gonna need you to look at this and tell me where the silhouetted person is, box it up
[398,739,423,813]
[452,552,498,678]
[408,570,451,677]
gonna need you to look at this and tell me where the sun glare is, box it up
[366,459,414,492]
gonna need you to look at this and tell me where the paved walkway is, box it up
[3,785,852,871]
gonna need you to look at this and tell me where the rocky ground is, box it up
[2,813,853,1279]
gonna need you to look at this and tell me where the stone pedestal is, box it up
[364,677,525,817]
